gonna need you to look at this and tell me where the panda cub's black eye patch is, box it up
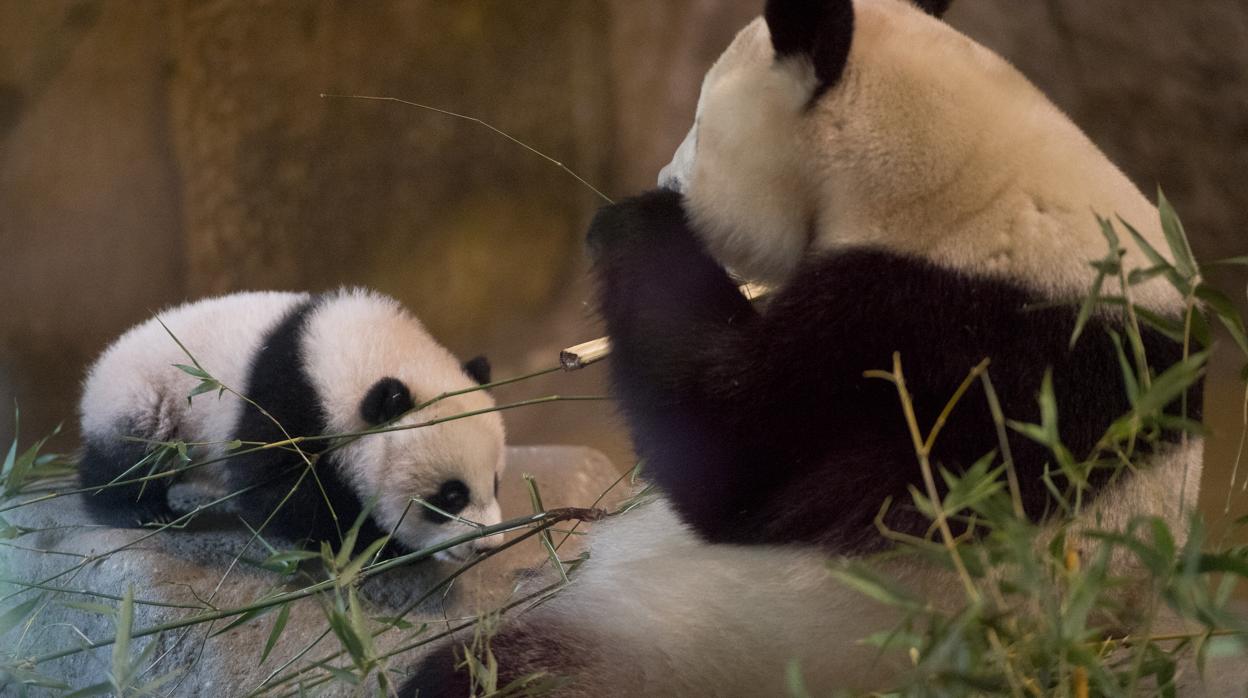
[424,479,471,523]
[360,377,415,425]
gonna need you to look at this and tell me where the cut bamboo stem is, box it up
[560,282,770,370]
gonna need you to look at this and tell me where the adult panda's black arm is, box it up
[588,189,774,540]
[589,189,1201,552]
[586,189,902,547]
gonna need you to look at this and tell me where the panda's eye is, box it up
[423,479,471,523]
[360,377,415,425]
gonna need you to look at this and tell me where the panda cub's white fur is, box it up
[81,292,297,450]
[79,288,505,558]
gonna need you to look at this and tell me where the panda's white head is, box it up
[660,0,1180,313]
[302,289,506,560]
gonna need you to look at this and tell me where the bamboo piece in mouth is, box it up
[559,282,771,370]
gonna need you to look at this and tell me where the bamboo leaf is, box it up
[336,535,390,588]
[63,681,113,697]
[1207,255,1248,267]
[0,594,43,636]
[211,600,281,637]
[1195,284,1248,358]
[785,658,814,698]
[5,441,44,496]
[1071,268,1107,349]
[1108,329,1139,406]
[326,603,368,671]
[828,562,924,612]
[133,668,185,696]
[1130,350,1209,418]
[260,603,293,665]
[1195,552,1248,578]
[2,667,71,691]
[324,663,361,685]
[1153,415,1208,437]
[336,500,376,569]
[372,616,418,631]
[1157,189,1198,279]
[258,549,319,576]
[524,473,566,582]
[1186,307,1213,350]
[172,363,211,380]
[110,586,135,691]
[1127,265,1173,286]
[1118,216,1190,295]
[1007,420,1049,445]
[59,600,120,616]
[1149,517,1177,566]
[187,380,222,403]
[347,587,377,661]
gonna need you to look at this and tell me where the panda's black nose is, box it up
[423,479,470,523]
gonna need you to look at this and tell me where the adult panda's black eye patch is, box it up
[423,479,471,523]
[360,377,415,425]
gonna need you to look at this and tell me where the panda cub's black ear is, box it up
[764,0,855,97]
[912,0,953,17]
[360,377,415,425]
[462,355,491,385]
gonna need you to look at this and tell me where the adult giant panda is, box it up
[405,0,1203,693]
[79,288,506,559]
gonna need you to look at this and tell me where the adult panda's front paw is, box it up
[585,188,691,262]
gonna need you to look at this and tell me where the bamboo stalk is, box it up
[560,282,770,370]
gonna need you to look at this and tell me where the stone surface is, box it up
[0,445,625,695]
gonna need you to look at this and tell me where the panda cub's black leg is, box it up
[78,436,176,528]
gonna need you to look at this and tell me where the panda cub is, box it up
[78,288,505,558]
[404,0,1202,694]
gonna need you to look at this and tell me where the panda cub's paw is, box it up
[585,188,690,262]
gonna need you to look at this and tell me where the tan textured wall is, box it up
[0,1,1244,546]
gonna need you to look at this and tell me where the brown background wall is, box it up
[1,0,1244,546]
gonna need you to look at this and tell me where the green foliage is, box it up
[1,405,75,498]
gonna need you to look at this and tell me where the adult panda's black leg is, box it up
[78,435,176,527]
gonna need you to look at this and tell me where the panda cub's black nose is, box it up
[423,479,471,523]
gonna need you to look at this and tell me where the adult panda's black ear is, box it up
[462,355,491,385]
[764,0,854,96]
[912,0,953,17]
[360,377,415,426]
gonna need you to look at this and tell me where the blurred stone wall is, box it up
[0,1,1244,542]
